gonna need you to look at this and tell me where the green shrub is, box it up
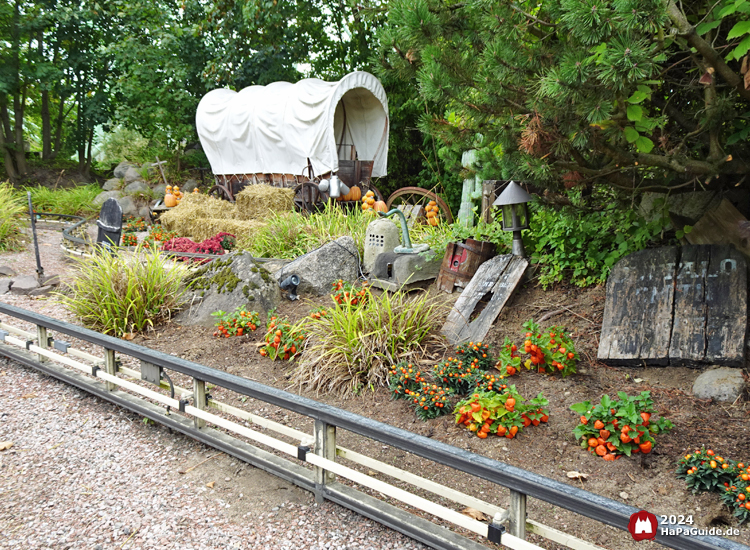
[56,245,191,337]
[291,286,448,396]
[0,181,25,251]
[23,184,102,216]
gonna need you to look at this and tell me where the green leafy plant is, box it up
[56,244,191,337]
[571,391,673,460]
[291,286,448,396]
[258,312,306,361]
[676,447,739,494]
[211,306,259,338]
[495,337,522,377]
[121,233,138,247]
[330,279,369,307]
[0,182,25,251]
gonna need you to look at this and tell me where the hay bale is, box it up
[188,218,267,242]
[160,194,236,237]
[235,184,295,220]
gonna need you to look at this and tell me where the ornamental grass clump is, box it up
[0,182,25,251]
[291,286,448,397]
[57,244,191,337]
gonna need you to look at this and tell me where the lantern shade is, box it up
[493,181,531,232]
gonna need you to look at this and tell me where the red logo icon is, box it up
[628,510,658,541]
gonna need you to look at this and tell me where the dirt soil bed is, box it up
[1,228,749,549]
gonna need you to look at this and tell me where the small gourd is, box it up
[373,200,388,213]
[164,185,177,208]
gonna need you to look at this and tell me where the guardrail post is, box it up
[36,325,48,363]
[509,489,527,539]
[104,348,117,391]
[313,420,336,503]
[193,378,206,429]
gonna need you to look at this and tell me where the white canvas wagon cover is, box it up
[196,71,389,179]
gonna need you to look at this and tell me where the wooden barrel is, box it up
[436,238,496,293]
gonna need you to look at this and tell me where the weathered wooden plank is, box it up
[668,245,710,366]
[442,255,527,345]
[686,198,750,259]
[705,245,747,366]
[598,247,678,366]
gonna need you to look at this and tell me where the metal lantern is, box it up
[493,180,532,257]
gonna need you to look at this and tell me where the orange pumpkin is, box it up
[348,186,362,202]
[164,192,177,208]
[373,200,388,213]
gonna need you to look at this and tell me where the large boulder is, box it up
[273,236,359,296]
[0,278,10,295]
[103,178,122,191]
[123,180,150,195]
[114,161,138,179]
[117,195,139,218]
[182,178,200,193]
[175,252,281,327]
[93,190,123,207]
[10,275,39,295]
[693,367,746,402]
[152,183,167,197]
[123,166,142,185]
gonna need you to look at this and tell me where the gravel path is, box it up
[0,357,429,550]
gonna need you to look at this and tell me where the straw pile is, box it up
[159,186,294,242]
[235,184,295,220]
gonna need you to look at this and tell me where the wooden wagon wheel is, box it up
[386,187,454,223]
[293,182,326,214]
[208,184,233,202]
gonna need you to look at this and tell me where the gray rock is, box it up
[152,184,167,197]
[182,178,200,193]
[123,180,150,195]
[113,161,138,179]
[93,190,122,207]
[175,252,281,327]
[10,275,40,295]
[117,195,139,218]
[273,236,359,296]
[693,367,746,402]
[41,274,61,287]
[0,266,16,277]
[123,166,142,185]
[102,178,122,191]
[0,278,10,294]
[138,206,151,220]
[29,285,54,297]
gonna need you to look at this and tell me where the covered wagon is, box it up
[196,71,389,210]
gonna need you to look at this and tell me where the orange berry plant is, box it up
[433,357,483,394]
[521,319,578,377]
[330,279,369,307]
[406,381,452,421]
[388,362,427,400]
[571,391,673,461]
[454,387,549,440]
[258,313,307,361]
[211,306,259,338]
[455,341,494,370]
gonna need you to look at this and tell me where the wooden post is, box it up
[36,325,48,363]
[193,378,207,429]
[313,419,336,503]
[509,489,527,539]
[481,181,497,224]
[104,348,117,391]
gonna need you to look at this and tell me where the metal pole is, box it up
[27,192,44,284]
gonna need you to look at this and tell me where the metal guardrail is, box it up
[0,301,746,550]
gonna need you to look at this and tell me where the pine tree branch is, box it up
[666,0,750,102]
[509,4,556,28]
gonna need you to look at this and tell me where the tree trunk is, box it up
[41,90,51,160]
[84,126,94,179]
[51,94,70,160]
[0,102,19,182]
[76,86,85,173]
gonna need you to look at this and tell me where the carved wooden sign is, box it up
[598,245,747,367]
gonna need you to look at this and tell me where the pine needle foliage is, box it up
[374,0,750,194]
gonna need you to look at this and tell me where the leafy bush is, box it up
[571,391,673,461]
[454,388,549,439]
[211,306,259,338]
[0,182,25,251]
[291,286,448,396]
[258,313,306,361]
[56,245,191,337]
[23,184,101,216]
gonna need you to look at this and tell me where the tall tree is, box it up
[375,0,750,195]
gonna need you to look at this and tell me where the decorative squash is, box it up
[164,192,177,208]
[373,200,388,213]
[428,216,439,226]
[348,186,362,202]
